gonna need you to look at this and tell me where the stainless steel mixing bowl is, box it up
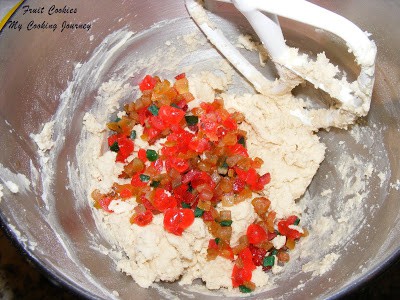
[1,0,399,299]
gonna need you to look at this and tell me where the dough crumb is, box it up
[236,34,258,52]
[83,113,104,134]
[302,253,339,276]
[5,181,19,194]
[377,172,387,187]
[390,179,400,190]
[321,189,332,196]
[30,121,55,155]
[252,266,269,287]
[183,32,206,50]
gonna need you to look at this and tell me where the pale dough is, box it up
[83,71,325,289]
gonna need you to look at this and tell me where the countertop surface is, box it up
[0,226,75,300]
[0,226,399,299]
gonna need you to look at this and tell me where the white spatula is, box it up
[185,0,377,128]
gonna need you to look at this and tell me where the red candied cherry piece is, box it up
[139,75,157,91]
[286,215,298,225]
[222,117,237,130]
[175,73,186,80]
[151,159,164,172]
[150,115,167,131]
[116,137,134,162]
[191,171,214,189]
[143,127,161,141]
[188,138,210,153]
[138,149,147,162]
[227,144,249,157]
[153,188,177,212]
[259,173,271,185]
[278,220,289,236]
[131,173,148,187]
[287,229,302,240]
[131,210,153,226]
[158,105,185,125]
[119,188,133,199]
[232,178,246,193]
[168,157,190,173]
[231,264,253,288]
[247,224,268,245]
[208,239,219,250]
[163,208,195,236]
[279,217,302,239]
[249,244,267,266]
[202,210,214,222]
[99,197,113,213]
[107,133,123,147]
[238,248,256,271]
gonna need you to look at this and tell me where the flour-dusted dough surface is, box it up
[222,92,326,218]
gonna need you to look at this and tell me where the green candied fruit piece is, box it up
[185,115,199,126]
[110,141,119,152]
[146,149,158,161]
[194,207,204,217]
[150,180,160,188]
[238,136,246,147]
[147,104,159,116]
[239,285,252,293]
[170,103,180,109]
[139,174,150,182]
[263,255,275,267]
[219,220,233,227]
